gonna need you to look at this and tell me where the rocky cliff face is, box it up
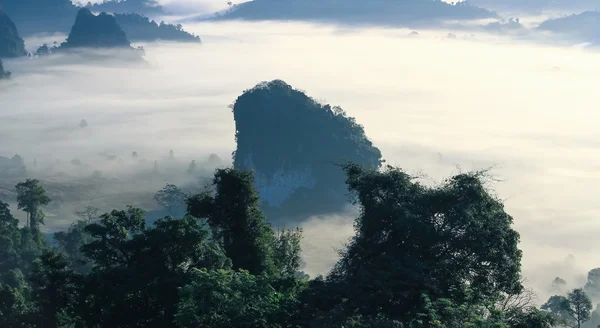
[232,80,383,221]
[0,10,27,58]
[61,8,131,49]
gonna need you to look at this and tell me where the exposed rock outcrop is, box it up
[0,10,27,58]
[232,80,383,221]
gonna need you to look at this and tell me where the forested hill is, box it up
[209,0,497,26]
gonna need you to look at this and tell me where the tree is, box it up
[567,289,592,328]
[0,201,20,276]
[273,228,304,277]
[552,277,568,294]
[74,206,99,223]
[154,184,187,215]
[584,268,600,300]
[186,160,196,174]
[175,269,289,328]
[79,211,229,327]
[81,206,146,269]
[28,251,81,328]
[496,279,538,322]
[0,283,30,327]
[542,289,593,328]
[54,218,97,274]
[325,164,523,320]
[15,179,51,231]
[187,168,276,275]
[508,308,555,328]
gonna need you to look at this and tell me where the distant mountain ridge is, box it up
[114,13,201,42]
[208,0,497,26]
[465,0,600,13]
[0,0,198,43]
[87,0,165,15]
[537,11,600,42]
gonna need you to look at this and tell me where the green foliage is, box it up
[81,206,145,269]
[29,251,81,328]
[584,268,600,300]
[567,289,593,328]
[542,289,593,328]
[0,201,20,277]
[0,164,557,328]
[154,183,187,215]
[0,283,30,327]
[176,269,287,328]
[54,219,96,274]
[187,168,276,275]
[325,164,523,320]
[79,211,230,327]
[16,179,51,231]
[273,228,304,277]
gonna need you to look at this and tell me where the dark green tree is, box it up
[79,209,230,327]
[0,201,20,277]
[81,206,146,269]
[325,164,523,321]
[0,283,30,327]
[584,268,600,300]
[273,228,304,277]
[154,183,186,215]
[187,168,276,275]
[567,289,593,328]
[28,250,81,328]
[15,179,51,231]
[542,290,593,328]
[176,268,297,328]
[54,220,96,274]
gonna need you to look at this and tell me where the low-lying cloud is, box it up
[2,21,600,301]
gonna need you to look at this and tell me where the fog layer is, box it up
[2,21,600,300]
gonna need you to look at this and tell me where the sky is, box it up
[3,19,600,302]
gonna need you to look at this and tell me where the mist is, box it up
[3,20,600,301]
